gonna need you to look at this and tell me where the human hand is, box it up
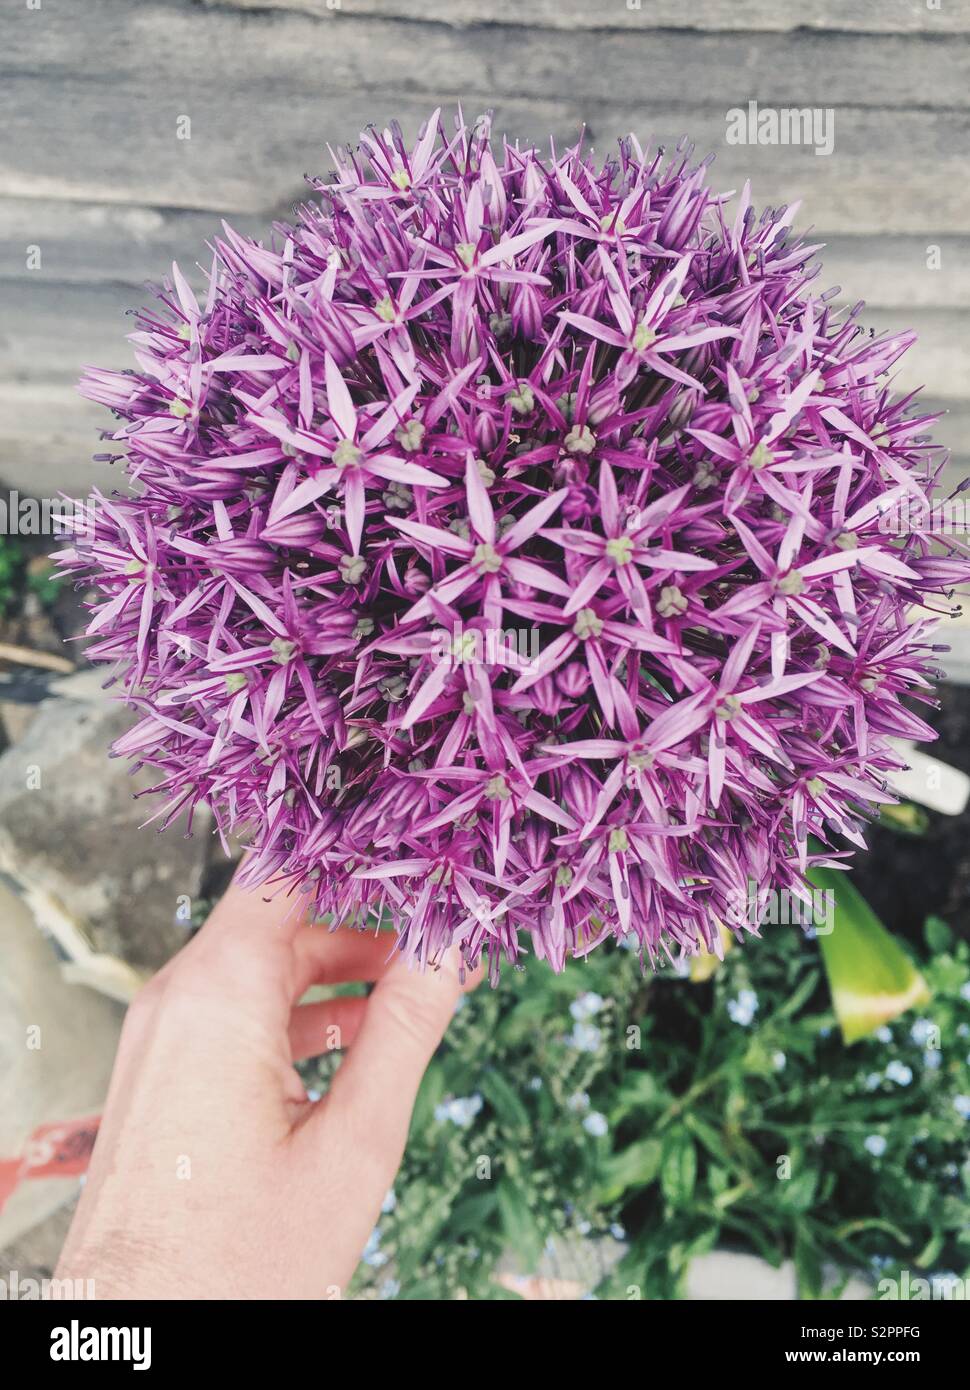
[56,873,479,1299]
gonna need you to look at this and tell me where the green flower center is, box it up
[564,424,595,455]
[333,439,362,469]
[380,675,407,702]
[394,419,425,453]
[573,608,603,640]
[777,569,804,597]
[452,631,478,662]
[484,774,512,801]
[632,321,657,352]
[556,392,577,424]
[656,584,688,618]
[473,542,503,574]
[383,481,412,511]
[270,637,296,665]
[508,383,535,415]
[339,555,366,585]
[599,214,627,236]
[606,535,634,566]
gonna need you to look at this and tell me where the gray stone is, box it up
[0,692,212,974]
[0,699,40,748]
[0,880,121,1250]
[685,1249,872,1300]
[0,1194,78,1285]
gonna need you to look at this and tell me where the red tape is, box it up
[0,1115,101,1216]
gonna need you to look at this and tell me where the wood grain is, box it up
[0,0,966,494]
[198,0,970,37]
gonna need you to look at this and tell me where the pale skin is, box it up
[56,873,479,1299]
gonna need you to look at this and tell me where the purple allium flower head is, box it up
[58,110,970,980]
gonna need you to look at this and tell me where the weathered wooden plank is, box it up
[1,281,965,398]
[0,282,965,506]
[1,81,966,233]
[0,200,268,286]
[3,5,967,227]
[2,370,966,505]
[915,401,970,479]
[0,284,136,382]
[3,387,966,504]
[200,0,970,37]
[856,308,970,402]
[0,384,119,499]
[821,237,970,309]
[3,2,968,109]
[2,202,967,310]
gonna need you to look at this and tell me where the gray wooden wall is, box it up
[1,0,967,497]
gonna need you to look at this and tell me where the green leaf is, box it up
[924,915,953,954]
[684,1113,735,1170]
[448,1190,499,1239]
[927,952,968,995]
[779,1167,819,1213]
[497,1181,544,1271]
[495,993,550,1044]
[793,1227,823,1299]
[661,1129,698,1208]
[808,866,931,1044]
[684,1224,720,1260]
[409,1059,445,1139]
[773,967,822,1022]
[833,1216,911,1246]
[879,801,930,837]
[594,1138,662,1203]
[610,1069,662,1122]
[914,1229,945,1269]
[480,1068,530,1131]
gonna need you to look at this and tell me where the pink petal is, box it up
[324,353,358,439]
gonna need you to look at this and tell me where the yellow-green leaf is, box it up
[808,866,930,1044]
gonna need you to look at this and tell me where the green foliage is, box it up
[0,536,24,616]
[301,921,970,1301]
[26,555,64,609]
[0,539,63,616]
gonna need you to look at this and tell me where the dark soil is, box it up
[852,683,970,946]
[0,535,92,749]
[0,533,88,657]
